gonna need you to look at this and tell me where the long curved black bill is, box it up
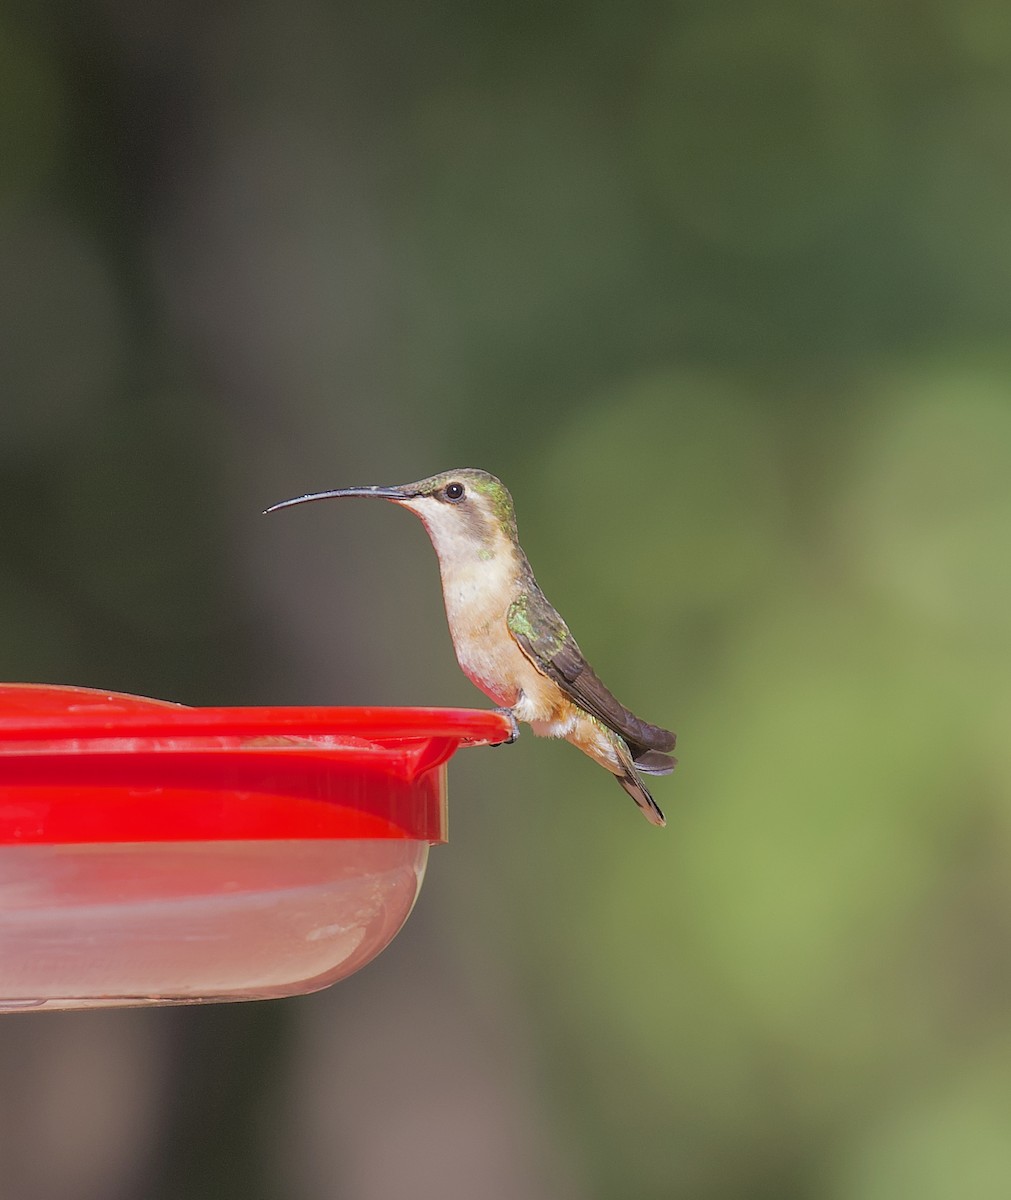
[264,486,409,514]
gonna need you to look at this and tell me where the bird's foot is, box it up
[491,707,520,746]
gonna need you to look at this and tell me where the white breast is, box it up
[411,505,555,713]
[440,552,526,705]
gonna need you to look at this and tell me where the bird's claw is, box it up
[491,707,520,746]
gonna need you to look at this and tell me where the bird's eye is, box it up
[444,482,465,501]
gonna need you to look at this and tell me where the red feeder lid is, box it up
[0,684,512,845]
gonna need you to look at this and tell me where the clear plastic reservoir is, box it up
[0,840,428,1009]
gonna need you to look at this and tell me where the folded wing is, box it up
[507,593,676,763]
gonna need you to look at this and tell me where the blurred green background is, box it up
[2,1,1011,1197]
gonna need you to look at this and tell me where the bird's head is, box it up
[266,468,520,564]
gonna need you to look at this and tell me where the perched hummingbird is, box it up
[266,469,676,825]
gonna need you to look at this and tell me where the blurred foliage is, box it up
[2,1,1011,1198]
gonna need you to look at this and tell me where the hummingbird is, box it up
[265,469,676,825]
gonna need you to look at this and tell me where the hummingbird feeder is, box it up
[0,683,510,1011]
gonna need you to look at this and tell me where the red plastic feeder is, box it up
[0,684,511,1010]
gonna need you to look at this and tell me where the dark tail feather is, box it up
[633,749,677,776]
[616,768,666,827]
